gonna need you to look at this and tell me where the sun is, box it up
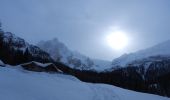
[106,30,129,50]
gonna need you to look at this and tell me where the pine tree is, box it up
[24,48,30,62]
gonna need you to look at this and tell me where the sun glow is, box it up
[106,30,129,50]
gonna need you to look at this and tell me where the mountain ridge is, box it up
[37,38,112,72]
[112,39,170,67]
[0,30,53,65]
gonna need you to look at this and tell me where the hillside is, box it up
[37,38,111,71]
[112,40,170,67]
[0,65,169,100]
[0,31,53,65]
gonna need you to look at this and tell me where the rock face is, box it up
[124,56,170,96]
[102,55,170,97]
[37,38,111,71]
[21,61,62,73]
[112,40,170,67]
[105,40,170,97]
[0,31,53,65]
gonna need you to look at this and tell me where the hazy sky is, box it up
[1,0,170,61]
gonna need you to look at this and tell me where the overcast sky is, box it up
[0,0,170,61]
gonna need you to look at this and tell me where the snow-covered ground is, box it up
[0,60,5,66]
[0,66,169,100]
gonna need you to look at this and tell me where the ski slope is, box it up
[0,66,169,100]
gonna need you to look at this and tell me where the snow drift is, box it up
[0,66,169,100]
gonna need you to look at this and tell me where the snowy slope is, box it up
[92,59,112,71]
[112,40,170,67]
[0,66,169,100]
[37,38,111,71]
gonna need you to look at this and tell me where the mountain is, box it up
[0,65,169,100]
[0,31,53,65]
[37,38,111,71]
[1,24,170,98]
[111,56,170,96]
[108,40,170,97]
[36,39,170,97]
[112,40,170,67]
[64,55,170,97]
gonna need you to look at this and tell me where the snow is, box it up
[0,66,169,100]
[92,59,112,71]
[112,40,170,67]
[2,32,29,52]
[0,60,5,66]
[21,61,62,72]
[21,61,52,68]
[37,38,72,63]
[1,32,52,61]
[37,38,112,71]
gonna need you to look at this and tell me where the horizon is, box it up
[1,0,170,60]
[1,28,170,62]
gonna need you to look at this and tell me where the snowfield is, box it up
[0,66,169,100]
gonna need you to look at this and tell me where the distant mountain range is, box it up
[112,40,170,67]
[35,35,170,96]
[2,27,170,73]
[0,28,112,71]
[0,31,53,65]
[37,38,111,71]
[1,25,170,97]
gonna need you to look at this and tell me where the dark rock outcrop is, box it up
[21,61,62,73]
[0,31,53,65]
